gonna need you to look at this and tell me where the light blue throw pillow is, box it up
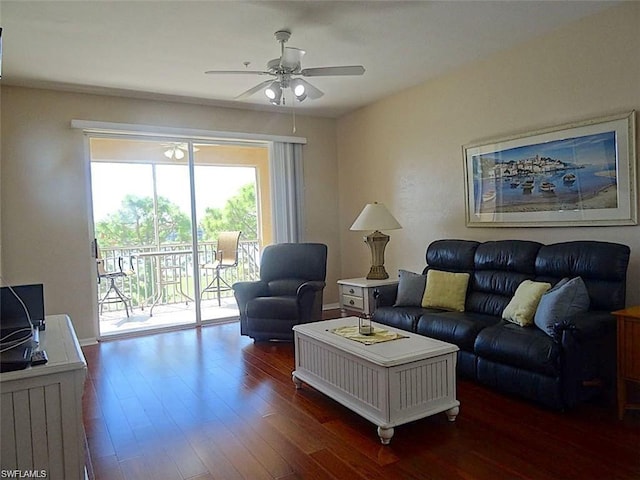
[534,277,590,338]
[394,270,427,307]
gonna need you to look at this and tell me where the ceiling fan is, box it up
[161,142,198,160]
[205,30,365,105]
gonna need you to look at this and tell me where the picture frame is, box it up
[463,111,637,227]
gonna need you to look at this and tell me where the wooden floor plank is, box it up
[83,312,640,480]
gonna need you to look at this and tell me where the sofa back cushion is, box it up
[424,239,479,272]
[534,241,630,311]
[468,240,543,317]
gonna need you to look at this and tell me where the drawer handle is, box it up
[349,300,355,305]
[349,288,355,294]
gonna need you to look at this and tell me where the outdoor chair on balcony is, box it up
[200,231,242,306]
[96,242,134,317]
[233,243,328,342]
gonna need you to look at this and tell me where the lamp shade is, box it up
[350,202,402,232]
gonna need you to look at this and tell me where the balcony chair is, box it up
[96,242,134,317]
[233,242,328,342]
[200,231,242,306]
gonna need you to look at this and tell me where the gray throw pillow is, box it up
[534,276,590,338]
[394,270,427,307]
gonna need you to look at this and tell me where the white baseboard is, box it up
[79,337,98,347]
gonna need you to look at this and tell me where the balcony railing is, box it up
[97,240,261,314]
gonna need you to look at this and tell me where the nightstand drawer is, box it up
[341,294,364,311]
[338,277,399,317]
[341,285,364,298]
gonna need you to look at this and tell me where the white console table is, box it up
[1,315,88,479]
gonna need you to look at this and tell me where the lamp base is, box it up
[364,230,390,280]
[366,265,389,280]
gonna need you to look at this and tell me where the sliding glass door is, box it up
[89,137,268,337]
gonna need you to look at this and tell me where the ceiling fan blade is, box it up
[205,70,271,75]
[281,47,305,70]
[297,79,324,99]
[301,65,365,77]
[234,80,274,100]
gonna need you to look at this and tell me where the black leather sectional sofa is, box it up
[372,239,630,409]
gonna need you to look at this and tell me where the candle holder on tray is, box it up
[358,313,373,336]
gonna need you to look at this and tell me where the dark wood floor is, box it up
[82,313,640,480]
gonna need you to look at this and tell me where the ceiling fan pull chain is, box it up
[292,108,296,134]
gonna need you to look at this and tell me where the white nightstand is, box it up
[337,277,399,316]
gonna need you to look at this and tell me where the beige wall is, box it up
[0,87,339,341]
[337,3,640,305]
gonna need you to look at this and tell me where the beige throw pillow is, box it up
[421,269,470,312]
[502,280,552,326]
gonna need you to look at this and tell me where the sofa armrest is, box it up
[557,310,617,407]
[375,283,399,308]
[555,310,616,343]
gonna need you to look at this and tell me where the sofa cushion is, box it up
[466,240,541,318]
[373,306,428,332]
[502,280,551,326]
[394,270,426,307]
[467,271,535,317]
[421,269,470,312]
[534,277,590,338]
[475,321,562,376]
[416,311,500,351]
[426,239,479,271]
[474,240,542,274]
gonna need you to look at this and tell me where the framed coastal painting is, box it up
[463,111,637,227]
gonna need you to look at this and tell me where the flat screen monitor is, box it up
[1,283,45,329]
[1,283,42,372]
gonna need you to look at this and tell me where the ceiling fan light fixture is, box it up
[163,144,192,160]
[265,81,282,101]
[291,79,305,96]
[290,78,307,101]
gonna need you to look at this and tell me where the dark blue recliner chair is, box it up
[233,243,327,341]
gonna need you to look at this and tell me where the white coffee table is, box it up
[292,317,460,444]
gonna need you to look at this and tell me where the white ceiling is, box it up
[0,1,618,118]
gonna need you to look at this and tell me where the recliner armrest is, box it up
[296,281,326,322]
[232,280,270,305]
[297,280,326,297]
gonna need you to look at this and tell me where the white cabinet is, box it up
[338,277,399,316]
[1,315,87,479]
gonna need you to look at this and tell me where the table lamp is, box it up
[350,202,402,280]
